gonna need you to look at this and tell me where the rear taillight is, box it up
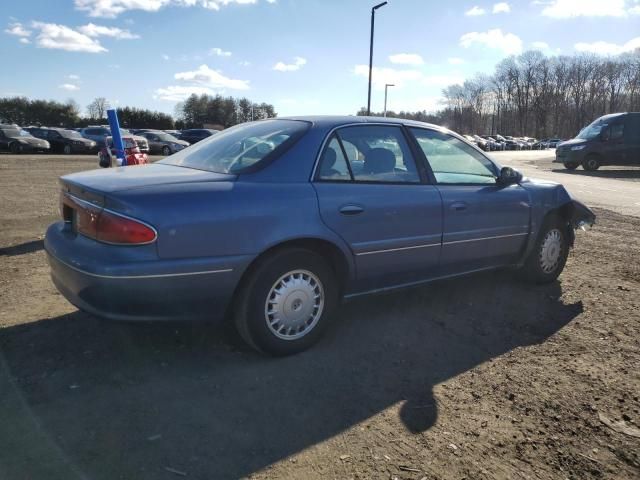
[62,193,156,245]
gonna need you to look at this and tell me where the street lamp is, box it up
[367,1,388,116]
[383,83,394,117]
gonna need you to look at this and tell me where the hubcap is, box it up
[264,269,324,341]
[539,229,562,274]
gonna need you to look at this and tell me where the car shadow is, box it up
[0,271,582,479]
[0,239,44,256]
[551,168,640,179]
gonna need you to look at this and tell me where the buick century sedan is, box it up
[45,117,595,355]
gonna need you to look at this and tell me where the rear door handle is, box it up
[339,205,364,215]
[449,201,468,211]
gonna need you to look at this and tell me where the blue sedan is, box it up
[45,116,595,355]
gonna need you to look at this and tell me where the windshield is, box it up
[2,128,31,137]
[159,120,309,174]
[59,130,83,139]
[154,132,180,142]
[577,121,606,140]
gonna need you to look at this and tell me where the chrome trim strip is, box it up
[49,252,233,280]
[443,232,528,246]
[356,242,441,256]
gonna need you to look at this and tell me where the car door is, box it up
[601,120,627,165]
[143,133,160,153]
[409,127,531,272]
[623,114,640,165]
[312,124,443,291]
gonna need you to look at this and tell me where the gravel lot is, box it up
[1,153,639,480]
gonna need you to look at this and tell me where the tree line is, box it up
[174,94,277,129]
[361,49,640,139]
[0,94,277,130]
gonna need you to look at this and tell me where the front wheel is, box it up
[563,162,579,170]
[233,248,338,356]
[10,142,21,154]
[162,146,171,156]
[582,154,600,171]
[520,217,569,284]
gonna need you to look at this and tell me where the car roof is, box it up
[278,115,444,130]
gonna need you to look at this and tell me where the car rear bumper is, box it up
[45,222,251,323]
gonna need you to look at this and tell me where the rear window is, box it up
[159,120,309,174]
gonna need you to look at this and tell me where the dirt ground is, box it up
[1,154,639,480]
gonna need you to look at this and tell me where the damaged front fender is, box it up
[567,199,596,230]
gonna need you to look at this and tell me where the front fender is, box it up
[567,199,596,229]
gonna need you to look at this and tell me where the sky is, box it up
[2,0,639,118]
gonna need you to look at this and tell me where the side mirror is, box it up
[497,166,523,186]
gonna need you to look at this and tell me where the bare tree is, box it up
[86,97,110,120]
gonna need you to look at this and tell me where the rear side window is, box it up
[317,125,420,183]
[610,123,624,141]
[625,114,640,142]
[159,120,309,174]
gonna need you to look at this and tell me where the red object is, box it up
[98,136,149,167]
[62,194,157,245]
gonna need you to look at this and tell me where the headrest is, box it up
[323,147,337,168]
[363,148,395,174]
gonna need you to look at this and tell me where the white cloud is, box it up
[629,5,640,14]
[59,83,80,91]
[5,22,31,37]
[389,53,424,65]
[78,22,139,39]
[209,47,231,57]
[162,53,170,60]
[465,6,486,16]
[492,2,510,13]
[31,22,107,53]
[238,60,251,67]
[74,0,266,18]
[67,74,80,80]
[273,56,307,71]
[459,28,523,55]
[353,65,423,89]
[174,64,250,89]
[19,38,31,44]
[154,85,215,101]
[541,0,627,17]
[392,96,444,114]
[447,57,465,65]
[575,37,640,55]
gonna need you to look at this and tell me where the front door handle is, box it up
[449,201,468,211]
[339,205,364,215]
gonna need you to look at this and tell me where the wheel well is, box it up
[541,204,575,246]
[229,238,350,313]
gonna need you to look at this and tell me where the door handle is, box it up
[339,205,364,215]
[449,201,468,211]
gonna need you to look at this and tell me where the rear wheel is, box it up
[520,217,569,284]
[162,146,171,156]
[9,142,21,154]
[63,144,72,154]
[233,248,338,356]
[563,162,579,170]
[582,154,601,171]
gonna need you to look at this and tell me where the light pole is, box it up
[367,1,388,116]
[383,83,394,117]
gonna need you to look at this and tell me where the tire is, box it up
[563,162,579,170]
[233,248,338,356]
[162,146,171,156]
[582,154,601,171]
[520,216,570,284]
[63,144,72,154]
[9,142,21,154]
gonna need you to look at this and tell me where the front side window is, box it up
[410,128,497,184]
[159,120,308,174]
[609,123,624,140]
[317,125,420,183]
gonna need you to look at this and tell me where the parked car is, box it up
[481,135,504,151]
[0,124,50,153]
[164,129,182,137]
[546,138,563,148]
[27,127,97,154]
[555,112,640,171]
[98,136,149,167]
[45,116,595,356]
[472,135,490,151]
[500,135,521,150]
[179,128,219,144]
[138,130,190,155]
[79,126,150,152]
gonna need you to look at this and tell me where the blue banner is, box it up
[107,109,126,166]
